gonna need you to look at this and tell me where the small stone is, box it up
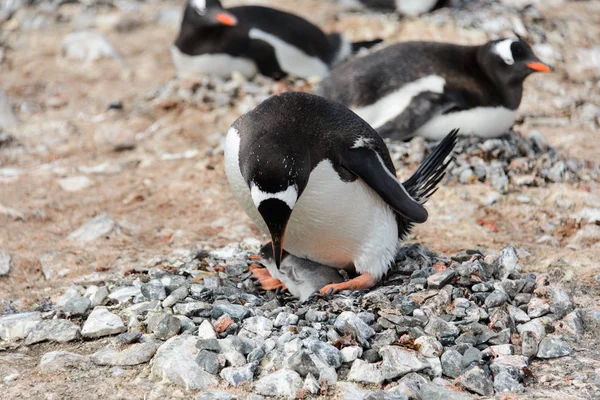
[548,288,573,319]
[521,331,538,358]
[348,359,384,384]
[85,285,109,307]
[441,349,463,378]
[173,301,212,317]
[427,269,456,289]
[559,310,585,339]
[25,319,80,345]
[334,311,376,346]
[196,391,235,400]
[288,350,319,377]
[213,315,234,334]
[62,31,120,62]
[220,363,255,387]
[508,305,530,323]
[254,369,303,398]
[81,307,126,339]
[517,318,547,341]
[380,346,429,380]
[527,297,550,318]
[458,366,493,396]
[211,304,250,321]
[196,350,221,375]
[274,312,299,327]
[198,320,217,340]
[197,338,221,352]
[247,347,265,363]
[0,312,42,341]
[424,317,460,340]
[461,347,481,367]
[415,336,443,358]
[362,349,382,363]
[60,296,91,316]
[116,331,142,345]
[0,249,12,276]
[67,213,116,242]
[152,335,219,390]
[303,373,320,395]
[514,293,532,306]
[341,346,363,363]
[162,286,189,308]
[495,245,519,280]
[243,316,273,338]
[305,309,328,322]
[484,290,508,308]
[490,355,528,380]
[141,280,167,301]
[419,381,475,400]
[537,336,572,358]
[154,315,181,340]
[91,342,158,366]
[57,176,94,192]
[493,371,524,393]
[39,351,91,373]
[305,338,342,368]
[108,286,141,304]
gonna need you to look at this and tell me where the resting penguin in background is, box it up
[318,38,552,141]
[172,0,382,80]
[225,92,457,294]
[339,0,451,16]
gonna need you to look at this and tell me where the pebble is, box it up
[441,349,463,378]
[424,317,460,340]
[415,336,444,358]
[81,307,126,339]
[85,285,109,307]
[220,363,256,387]
[62,31,120,62]
[39,351,91,373]
[536,336,572,359]
[162,285,189,308]
[493,371,524,393]
[288,350,319,377]
[91,342,158,366]
[334,311,375,346]
[154,315,182,340]
[427,269,456,289]
[0,249,11,276]
[25,319,80,345]
[141,280,167,301]
[108,286,141,304]
[196,350,221,375]
[484,290,508,308]
[173,301,212,317]
[419,381,475,400]
[151,335,218,390]
[305,309,328,322]
[527,297,550,318]
[458,366,493,396]
[521,331,538,358]
[380,346,429,380]
[67,213,116,242]
[116,331,142,345]
[305,338,342,368]
[57,176,94,192]
[0,312,42,341]
[197,320,217,340]
[348,359,384,384]
[254,369,303,398]
[274,312,299,327]
[211,304,251,321]
[196,391,236,400]
[340,346,363,363]
[507,305,530,323]
[243,316,273,338]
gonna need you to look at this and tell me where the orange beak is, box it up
[215,12,237,26]
[526,62,551,73]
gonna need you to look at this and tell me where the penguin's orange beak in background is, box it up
[526,62,552,73]
[215,12,237,26]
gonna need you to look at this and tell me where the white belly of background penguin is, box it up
[225,92,457,296]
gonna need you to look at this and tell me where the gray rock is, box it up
[427,269,456,289]
[305,338,341,368]
[362,348,382,363]
[517,318,547,341]
[39,351,92,373]
[441,349,463,378]
[60,295,91,316]
[424,317,460,340]
[211,304,250,321]
[514,293,532,306]
[458,366,493,396]
[196,350,221,375]
[141,280,167,301]
[25,319,80,345]
[152,335,218,390]
[274,312,299,327]
[0,249,11,276]
[305,309,328,322]
[173,301,212,317]
[348,359,384,384]
[340,346,363,363]
[254,369,303,398]
[85,285,109,307]
[380,346,429,380]
[220,363,256,387]
[461,347,481,367]
[559,310,585,339]
[537,336,572,359]
[62,31,121,62]
[197,338,221,352]
[527,297,550,318]
[495,245,519,279]
[334,311,376,346]
[154,315,181,340]
[415,335,443,358]
[223,351,246,367]
[484,290,508,308]
[471,283,493,292]
[196,391,236,400]
[493,371,524,393]
[548,288,573,318]
[521,330,538,358]
[490,355,528,380]
[91,342,158,366]
[81,307,126,338]
[488,328,511,345]
[162,285,189,308]
[337,381,369,400]
[247,347,265,363]
[508,305,530,323]
[500,279,526,298]
[243,316,273,338]
[116,331,142,345]
[0,312,42,341]
[419,381,475,400]
[67,213,116,242]
[303,373,320,395]
[108,286,141,304]
[288,350,319,377]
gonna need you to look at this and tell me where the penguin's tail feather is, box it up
[402,129,458,204]
[351,39,383,52]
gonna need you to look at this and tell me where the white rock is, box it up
[91,342,158,366]
[62,31,120,62]
[197,320,217,340]
[107,286,141,303]
[0,249,11,276]
[340,346,363,363]
[25,319,81,345]
[39,252,70,280]
[67,213,116,242]
[151,335,218,390]
[347,359,384,384]
[85,285,109,307]
[39,351,91,373]
[57,176,94,192]
[414,335,444,358]
[0,312,42,341]
[380,346,429,380]
[254,369,303,398]
[81,307,125,338]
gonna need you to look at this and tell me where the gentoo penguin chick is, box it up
[318,38,552,141]
[172,0,382,80]
[224,92,457,294]
[255,243,345,302]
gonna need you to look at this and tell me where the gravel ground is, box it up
[1,0,599,399]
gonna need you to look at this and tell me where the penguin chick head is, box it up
[186,0,238,27]
[482,38,552,85]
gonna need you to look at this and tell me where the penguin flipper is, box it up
[343,147,428,223]
[246,39,287,80]
[377,91,460,141]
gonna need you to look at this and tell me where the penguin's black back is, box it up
[229,6,333,62]
[319,41,500,109]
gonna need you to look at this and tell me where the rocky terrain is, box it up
[0,0,599,399]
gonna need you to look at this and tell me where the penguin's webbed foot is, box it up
[251,267,288,292]
[319,272,378,295]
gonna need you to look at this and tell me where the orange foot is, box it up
[251,267,288,292]
[320,272,378,295]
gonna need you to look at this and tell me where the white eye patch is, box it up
[493,38,518,65]
[191,0,207,14]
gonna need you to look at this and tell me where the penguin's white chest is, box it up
[171,46,258,79]
[224,128,398,279]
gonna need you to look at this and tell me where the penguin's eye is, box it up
[510,43,526,60]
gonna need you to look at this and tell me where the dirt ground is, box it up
[0,0,599,399]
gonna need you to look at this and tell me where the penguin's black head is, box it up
[482,38,552,85]
[184,0,237,28]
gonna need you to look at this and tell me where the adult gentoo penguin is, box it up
[318,38,552,141]
[172,0,382,80]
[225,92,457,294]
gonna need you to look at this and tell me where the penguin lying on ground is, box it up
[225,92,457,294]
[172,0,382,80]
[339,0,452,16]
[255,243,345,302]
[318,38,552,141]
